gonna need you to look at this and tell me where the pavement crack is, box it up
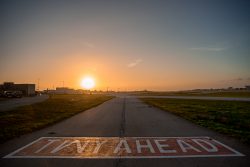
[115,158,125,167]
[115,97,126,167]
[119,97,126,137]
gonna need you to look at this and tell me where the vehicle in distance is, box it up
[3,90,23,98]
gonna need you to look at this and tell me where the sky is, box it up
[1,0,249,91]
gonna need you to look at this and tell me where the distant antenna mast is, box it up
[61,81,64,88]
[37,78,40,91]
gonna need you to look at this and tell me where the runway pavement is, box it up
[0,96,249,167]
[0,95,49,111]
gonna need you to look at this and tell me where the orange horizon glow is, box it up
[0,52,249,91]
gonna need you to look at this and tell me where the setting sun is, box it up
[81,77,95,90]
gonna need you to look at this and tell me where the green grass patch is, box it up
[135,91,250,98]
[0,94,113,143]
[141,98,250,144]
[198,91,250,97]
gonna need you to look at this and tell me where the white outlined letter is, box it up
[114,139,132,154]
[154,139,176,153]
[177,139,201,152]
[136,139,155,153]
[192,139,218,152]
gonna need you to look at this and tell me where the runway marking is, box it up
[4,137,244,159]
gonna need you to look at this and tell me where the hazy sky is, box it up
[1,0,249,91]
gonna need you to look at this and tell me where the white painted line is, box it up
[4,154,245,159]
[211,138,245,156]
[4,137,45,158]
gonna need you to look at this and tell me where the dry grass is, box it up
[0,94,113,143]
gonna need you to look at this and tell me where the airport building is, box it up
[55,87,75,94]
[0,82,36,96]
[45,87,86,94]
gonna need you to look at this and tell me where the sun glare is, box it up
[81,77,95,89]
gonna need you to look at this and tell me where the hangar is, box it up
[0,82,36,96]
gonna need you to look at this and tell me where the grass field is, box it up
[0,94,113,143]
[141,98,250,144]
[134,91,250,98]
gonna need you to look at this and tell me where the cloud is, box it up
[235,78,243,81]
[189,47,225,51]
[127,59,142,68]
[83,42,95,48]
[221,77,250,82]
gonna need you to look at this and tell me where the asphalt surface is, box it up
[0,95,49,111]
[0,96,249,167]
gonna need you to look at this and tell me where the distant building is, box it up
[0,82,35,96]
[45,87,85,94]
[55,87,75,94]
[246,85,250,90]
